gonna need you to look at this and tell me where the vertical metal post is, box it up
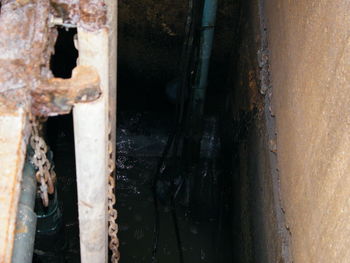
[187,0,218,161]
[73,1,117,262]
[74,28,110,262]
[193,0,218,113]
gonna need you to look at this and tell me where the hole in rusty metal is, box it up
[50,28,78,79]
[32,28,80,263]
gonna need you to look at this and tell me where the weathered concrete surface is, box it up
[265,0,350,261]
[223,0,293,261]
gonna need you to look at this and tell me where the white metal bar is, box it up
[74,28,110,263]
[0,108,28,263]
[74,1,117,261]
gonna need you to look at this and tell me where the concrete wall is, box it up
[222,0,294,261]
[265,0,350,261]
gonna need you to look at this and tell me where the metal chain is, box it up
[107,115,120,262]
[30,114,118,258]
[30,116,56,207]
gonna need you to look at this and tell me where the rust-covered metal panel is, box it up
[0,1,103,261]
[0,2,53,260]
[0,0,102,116]
[31,65,101,116]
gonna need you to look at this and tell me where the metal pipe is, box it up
[12,162,37,263]
[193,0,218,114]
[186,0,218,163]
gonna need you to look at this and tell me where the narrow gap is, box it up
[31,0,274,262]
[116,1,252,262]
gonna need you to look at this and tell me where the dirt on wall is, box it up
[264,0,350,262]
[223,0,350,261]
[222,1,288,263]
[221,0,296,262]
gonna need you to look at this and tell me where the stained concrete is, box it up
[264,0,350,262]
[228,0,350,261]
[221,0,294,260]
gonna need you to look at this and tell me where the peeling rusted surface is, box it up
[0,0,57,114]
[51,0,79,24]
[49,0,107,30]
[0,0,102,116]
[0,2,53,260]
[0,2,104,261]
[79,0,107,31]
[31,65,101,116]
[0,0,56,79]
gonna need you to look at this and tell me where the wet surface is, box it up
[116,112,233,263]
[34,111,235,263]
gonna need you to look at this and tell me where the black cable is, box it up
[151,129,176,263]
[168,117,184,263]
[151,189,160,263]
[171,197,184,263]
[151,0,201,261]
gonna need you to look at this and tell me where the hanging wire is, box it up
[151,0,198,262]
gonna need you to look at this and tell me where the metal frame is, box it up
[0,1,117,262]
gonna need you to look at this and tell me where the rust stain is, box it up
[0,0,57,117]
[15,222,28,235]
[247,70,262,111]
[31,65,101,116]
[51,0,79,24]
[50,0,108,30]
[0,1,102,117]
[79,0,107,31]
[16,0,30,6]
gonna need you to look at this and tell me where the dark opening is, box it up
[116,1,246,262]
[33,0,268,262]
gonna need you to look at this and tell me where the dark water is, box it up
[116,112,234,263]
[33,111,235,263]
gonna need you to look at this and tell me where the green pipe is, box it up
[12,162,37,263]
[193,0,218,113]
[186,0,218,162]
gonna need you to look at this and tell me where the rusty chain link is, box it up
[30,116,56,207]
[107,114,120,262]
[30,113,119,259]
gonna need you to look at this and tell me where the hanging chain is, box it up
[30,115,56,207]
[30,113,118,258]
[107,113,120,262]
